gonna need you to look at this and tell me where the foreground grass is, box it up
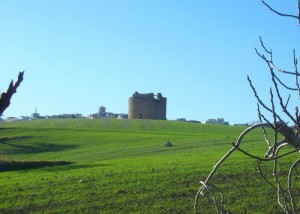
[0,119,296,213]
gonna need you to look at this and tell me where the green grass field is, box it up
[0,119,297,213]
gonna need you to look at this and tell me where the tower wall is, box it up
[98,106,106,117]
[128,92,167,120]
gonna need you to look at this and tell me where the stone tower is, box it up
[128,92,167,120]
[98,106,106,117]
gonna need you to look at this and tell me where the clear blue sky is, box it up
[0,0,299,124]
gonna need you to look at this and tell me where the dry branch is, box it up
[261,0,300,24]
[195,2,300,213]
[194,122,300,213]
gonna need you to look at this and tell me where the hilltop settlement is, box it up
[2,92,247,126]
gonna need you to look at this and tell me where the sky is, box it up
[0,0,299,124]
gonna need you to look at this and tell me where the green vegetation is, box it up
[0,119,295,213]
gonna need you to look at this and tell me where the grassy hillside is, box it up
[0,119,295,213]
[0,119,244,162]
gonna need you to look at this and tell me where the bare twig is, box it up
[233,142,300,161]
[258,104,272,148]
[257,160,277,190]
[195,182,226,213]
[293,50,300,100]
[273,144,293,213]
[296,107,300,129]
[288,158,300,213]
[273,74,298,91]
[268,63,298,124]
[262,0,300,24]
[259,36,272,55]
[247,75,283,121]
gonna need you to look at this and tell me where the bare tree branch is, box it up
[288,158,300,213]
[257,38,299,77]
[293,50,300,99]
[232,142,300,161]
[247,75,283,121]
[273,144,293,212]
[270,68,298,124]
[258,104,272,148]
[259,36,271,55]
[195,2,300,213]
[262,0,300,24]
[273,74,298,91]
[257,160,278,190]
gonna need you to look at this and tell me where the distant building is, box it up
[128,92,167,120]
[118,113,128,119]
[5,117,18,122]
[233,123,249,127]
[98,106,106,117]
[19,116,30,121]
[46,113,83,119]
[88,106,127,119]
[31,112,41,120]
[188,120,201,123]
[88,106,107,119]
[105,112,118,118]
[202,118,229,125]
[88,113,100,119]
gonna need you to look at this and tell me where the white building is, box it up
[89,106,127,119]
[19,116,31,121]
[5,117,18,122]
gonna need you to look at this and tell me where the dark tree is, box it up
[0,71,24,116]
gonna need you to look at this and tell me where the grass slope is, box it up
[0,119,295,213]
